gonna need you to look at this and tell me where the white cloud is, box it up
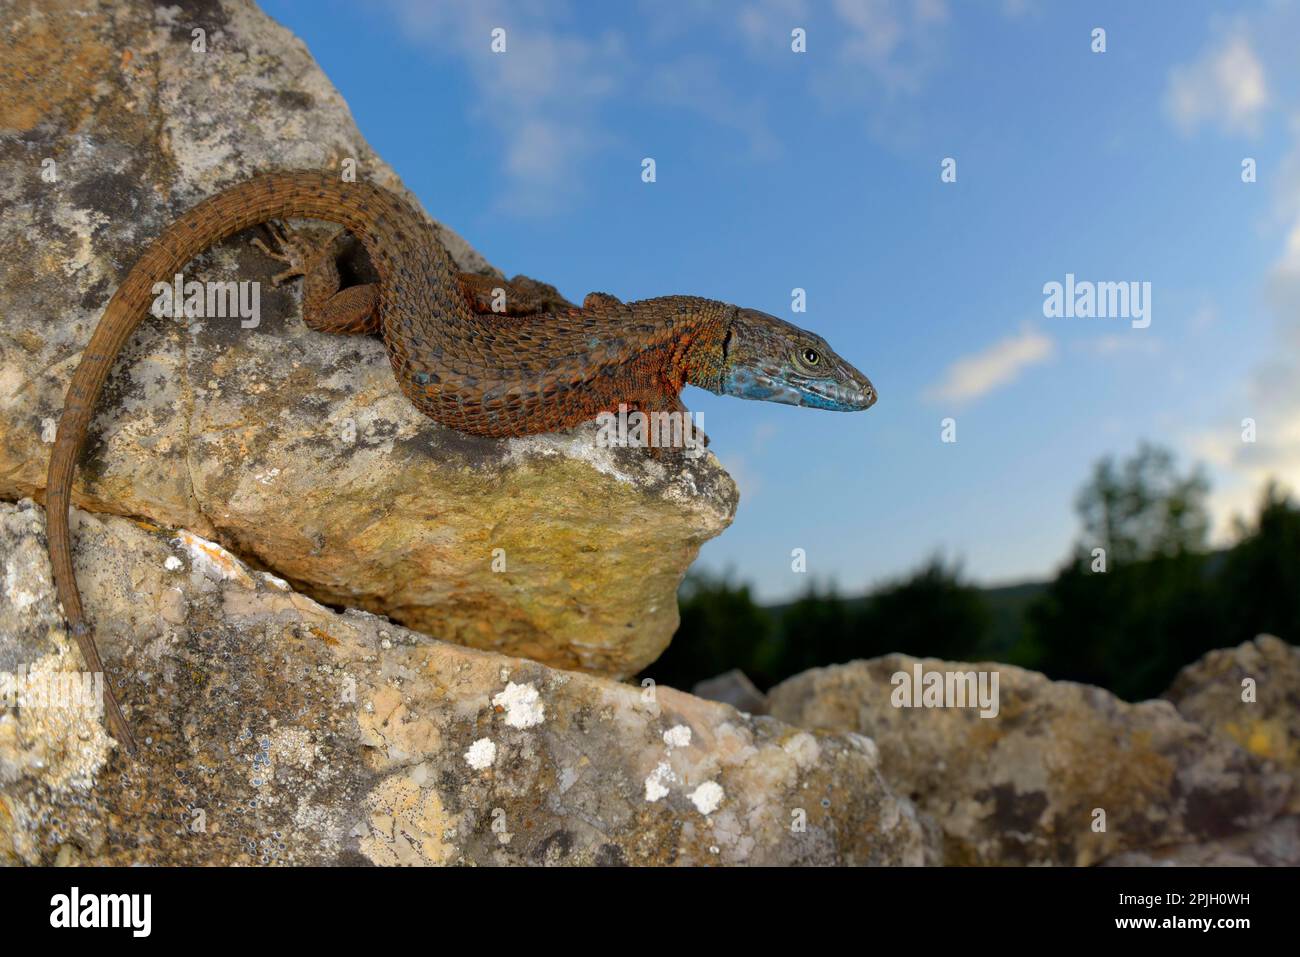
[831,0,949,94]
[1070,333,1163,358]
[1194,212,1300,539]
[646,0,953,129]
[1200,433,1300,546]
[737,0,810,54]
[1000,0,1038,18]
[382,1,789,212]
[1162,13,1300,539]
[644,55,778,160]
[392,0,952,201]
[386,0,627,214]
[927,325,1054,404]
[1166,34,1268,135]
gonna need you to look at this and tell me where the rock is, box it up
[1164,635,1300,804]
[0,501,929,866]
[767,655,1294,866]
[0,0,737,679]
[1101,815,1300,867]
[693,669,769,715]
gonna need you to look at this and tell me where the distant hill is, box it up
[763,578,1048,662]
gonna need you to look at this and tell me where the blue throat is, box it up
[721,366,862,412]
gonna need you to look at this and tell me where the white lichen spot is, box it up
[254,467,281,485]
[782,731,821,769]
[845,731,880,765]
[690,780,724,815]
[464,737,496,770]
[492,681,545,729]
[663,724,692,749]
[268,726,314,769]
[41,418,57,444]
[644,761,676,802]
[174,530,254,586]
[4,564,39,612]
[163,555,183,571]
[259,571,290,591]
[879,794,901,831]
[504,430,637,486]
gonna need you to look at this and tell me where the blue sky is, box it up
[261,0,1300,601]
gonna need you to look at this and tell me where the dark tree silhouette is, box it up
[649,442,1297,703]
[1075,441,1210,564]
[1218,482,1300,647]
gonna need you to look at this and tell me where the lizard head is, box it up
[711,308,877,412]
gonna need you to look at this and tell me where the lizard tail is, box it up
[44,170,428,754]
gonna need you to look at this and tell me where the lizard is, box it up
[44,169,878,754]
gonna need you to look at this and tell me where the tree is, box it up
[647,571,776,690]
[657,444,1295,703]
[773,581,856,679]
[1026,443,1222,699]
[1076,442,1210,565]
[854,557,991,662]
[1218,482,1300,645]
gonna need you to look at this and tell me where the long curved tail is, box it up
[44,171,414,753]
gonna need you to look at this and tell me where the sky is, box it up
[260,0,1300,602]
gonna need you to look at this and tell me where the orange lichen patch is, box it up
[174,529,256,588]
[0,3,116,132]
[308,626,339,646]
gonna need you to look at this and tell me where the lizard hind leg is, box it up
[252,222,380,335]
[457,272,579,316]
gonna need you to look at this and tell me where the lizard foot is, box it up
[251,221,322,286]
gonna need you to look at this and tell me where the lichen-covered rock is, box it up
[1100,815,1300,867]
[767,655,1294,866]
[0,501,929,866]
[1164,635,1300,807]
[0,0,737,678]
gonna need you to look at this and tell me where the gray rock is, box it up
[768,655,1294,865]
[1102,815,1300,867]
[693,669,769,715]
[0,500,929,866]
[1164,635,1300,806]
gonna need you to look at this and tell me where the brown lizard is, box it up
[45,170,877,753]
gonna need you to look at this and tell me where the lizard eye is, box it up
[801,348,820,366]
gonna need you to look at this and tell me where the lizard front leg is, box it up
[253,222,380,334]
[620,391,709,459]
